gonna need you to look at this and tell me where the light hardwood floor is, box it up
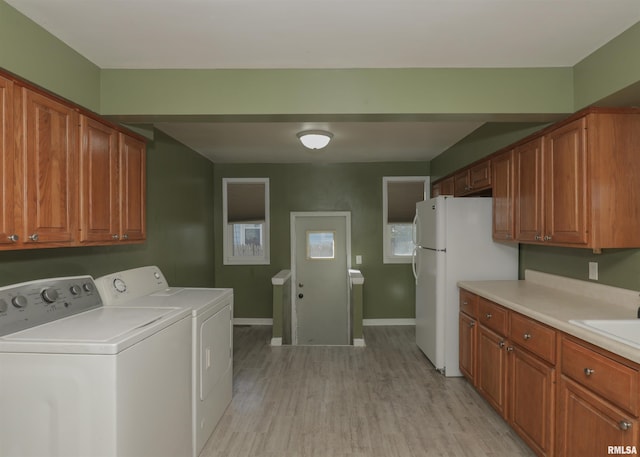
[201,326,536,457]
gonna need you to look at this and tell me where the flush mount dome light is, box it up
[297,130,333,150]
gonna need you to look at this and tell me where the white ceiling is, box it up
[7,0,640,163]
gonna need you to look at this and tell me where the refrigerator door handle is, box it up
[411,247,418,281]
[412,214,419,246]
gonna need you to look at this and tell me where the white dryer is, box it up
[95,266,233,457]
[0,275,192,457]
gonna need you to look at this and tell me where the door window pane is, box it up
[307,231,335,259]
[389,223,414,256]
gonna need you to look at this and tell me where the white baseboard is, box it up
[270,337,282,346]
[363,318,416,326]
[233,318,273,326]
[353,338,366,347]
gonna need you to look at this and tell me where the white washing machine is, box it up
[0,275,192,457]
[95,266,233,457]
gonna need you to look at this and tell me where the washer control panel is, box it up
[0,276,102,337]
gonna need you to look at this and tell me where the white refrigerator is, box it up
[413,196,518,377]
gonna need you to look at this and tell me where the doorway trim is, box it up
[290,211,352,345]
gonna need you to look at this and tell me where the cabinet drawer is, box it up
[510,312,556,364]
[561,337,638,416]
[459,289,478,317]
[478,298,508,335]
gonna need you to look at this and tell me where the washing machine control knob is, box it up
[83,282,95,293]
[41,288,59,304]
[69,285,82,296]
[12,295,28,308]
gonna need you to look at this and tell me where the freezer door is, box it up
[415,247,446,371]
[415,197,445,250]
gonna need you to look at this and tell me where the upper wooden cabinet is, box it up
[0,69,146,251]
[119,133,146,242]
[492,150,516,242]
[514,110,640,251]
[430,176,454,198]
[0,75,16,246]
[15,87,78,247]
[454,160,491,196]
[79,115,119,243]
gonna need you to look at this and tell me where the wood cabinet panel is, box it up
[469,160,491,190]
[515,137,544,242]
[510,346,555,457]
[459,312,476,384]
[459,289,478,317]
[557,376,638,457]
[79,116,119,243]
[510,312,556,365]
[0,75,16,245]
[543,118,588,245]
[492,150,515,242]
[478,297,508,335]
[19,87,77,245]
[477,324,508,417]
[440,176,454,196]
[561,337,638,416]
[119,133,146,242]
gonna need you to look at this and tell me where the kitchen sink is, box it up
[569,319,640,349]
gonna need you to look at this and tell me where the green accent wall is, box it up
[100,68,574,117]
[430,122,550,180]
[0,129,215,287]
[213,162,428,319]
[0,1,101,111]
[574,21,640,110]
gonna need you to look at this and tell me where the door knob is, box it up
[298,293,304,299]
[298,283,304,288]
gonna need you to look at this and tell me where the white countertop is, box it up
[458,270,640,365]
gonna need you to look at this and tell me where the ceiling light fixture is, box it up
[297,130,333,150]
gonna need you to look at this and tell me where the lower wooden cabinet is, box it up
[557,376,638,457]
[459,312,476,383]
[510,345,555,457]
[460,288,640,457]
[477,324,508,417]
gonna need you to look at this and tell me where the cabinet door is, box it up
[20,88,77,245]
[440,176,454,196]
[469,160,491,190]
[510,346,555,457]
[119,133,146,241]
[454,171,469,196]
[79,116,119,243]
[431,182,441,198]
[492,150,515,241]
[0,75,16,245]
[515,137,544,242]
[557,376,638,457]
[477,325,508,417]
[459,312,477,384]
[544,118,588,245]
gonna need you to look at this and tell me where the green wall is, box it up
[214,162,428,319]
[0,1,100,111]
[0,129,215,287]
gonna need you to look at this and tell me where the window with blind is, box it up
[222,178,270,265]
[382,177,428,264]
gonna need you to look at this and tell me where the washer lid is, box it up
[0,306,190,355]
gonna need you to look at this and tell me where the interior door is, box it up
[293,213,349,345]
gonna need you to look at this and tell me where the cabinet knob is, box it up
[535,234,542,241]
[7,234,18,242]
[499,340,505,348]
[523,333,532,340]
[506,346,514,352]
[619,420,632,431]
[28,233,39,242]
[121,234,129,240]
[485,313,492,319]
[112,234,120,240]
[544,235,552,241]
[468,321,475,328]
[584,368,595,376]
